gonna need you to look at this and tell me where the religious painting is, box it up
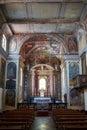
[0,78,3,88]
[70,88,81,106]
[0,58,6,88]
[1,58,6,77]
[0,73,1,87]
[6,79,16,89]
[81,52,87,74]
[5,89,15,107]
[77,25,86,52]
[69,62,79,87]
[35,53,49,64]
[7,62,16,79]
[64,93,67,103]
[68,37,78,54]
[8,36,17,52]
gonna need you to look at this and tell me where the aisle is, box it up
[30,116,56,130]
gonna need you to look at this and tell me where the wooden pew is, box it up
[54,116,87,128]
[0,125,25,130]
[60,125,87,130]
[0,106,35,130]
[52,108,87,130]
[57,121,87,129]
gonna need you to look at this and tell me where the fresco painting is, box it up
[7,62,16,79]
[0,79,3,88]
[68,37,78,54]
[8,36,17,52]
[70,88,81,106]
[0,58,6,88]
[5,89,15,107]
[1,58,6,77]
[6,79,16,89]
[69,62,79,87]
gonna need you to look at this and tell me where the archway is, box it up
[39,77,46,97]
[30,64,54,97]
[19,34,65,102]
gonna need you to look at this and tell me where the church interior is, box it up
[0,0,87,129]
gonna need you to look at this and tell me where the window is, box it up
[2,34,6,51]
[39,78,46,91]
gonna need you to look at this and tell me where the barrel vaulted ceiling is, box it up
[0,0,87,66]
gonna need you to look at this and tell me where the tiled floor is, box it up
[30,116,56,130]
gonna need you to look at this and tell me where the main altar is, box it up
[33,97,52,116]
[33,97,52,111]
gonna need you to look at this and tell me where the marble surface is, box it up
[30,117,56,130]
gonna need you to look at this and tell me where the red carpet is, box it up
[37,110,49,116]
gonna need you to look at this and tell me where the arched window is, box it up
[39,78,46,91]
[2,34,6,51]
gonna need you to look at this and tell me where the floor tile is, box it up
[30,116,56,130]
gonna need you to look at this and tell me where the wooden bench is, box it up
[60,125,87,130]
[52,108,87,130]
[57,121,87,129]
[0,125,25,130]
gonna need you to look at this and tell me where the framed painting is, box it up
[0,58,6,88]
[8,36,17,52]
[7,62,16,79]
[6,79,16,89]
[69,62,79,87]
[5,89,15,107]
[68,37,78,54]
[70,88,81,106]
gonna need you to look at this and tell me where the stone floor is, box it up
[30,116,56,130]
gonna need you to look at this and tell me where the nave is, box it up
[0,104,87,130]
[30,117,56,130]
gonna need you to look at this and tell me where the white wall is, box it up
[0,88,3,112]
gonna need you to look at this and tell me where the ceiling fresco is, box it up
[20,34,66,67]
[0,0,86,68]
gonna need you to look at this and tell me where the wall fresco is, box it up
[68,37,78,54]
[6,79,16,89]
[69,62,79,87]
[0,58,6,88]
[5,89,15,107]
[8,36,17,52]
[70,88,81,106]
[7,62,16,79]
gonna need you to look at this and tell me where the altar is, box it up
[33,97,51,103]
[33,97,52,110]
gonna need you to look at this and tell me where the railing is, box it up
[73,75,87,89]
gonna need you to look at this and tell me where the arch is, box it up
[39,77,46,97]
[19,34,66,55]
[31,64,54,71]
[39,78,46,91]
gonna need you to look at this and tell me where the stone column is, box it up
[84,89,87,111]
[53,75,55,97]
[31,70,35,96]
[28,71,32,97]
[18,57,24,103]
[0,88,3,112]
[50,71,53,96]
